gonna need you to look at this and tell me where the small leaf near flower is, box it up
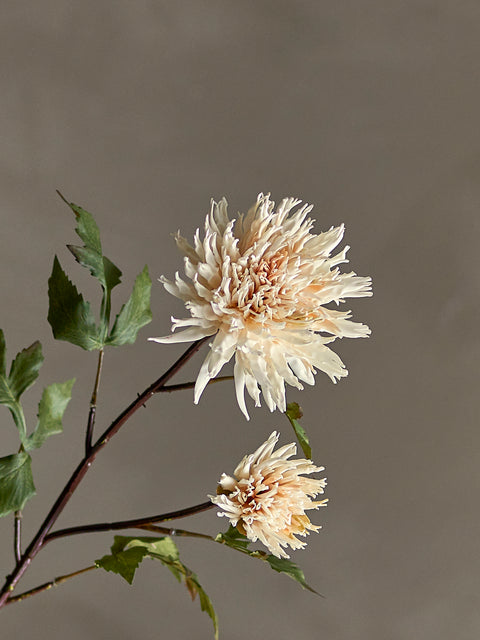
[285,402,312,459]
[265,555,319,595]
[25,379,75,451]
[216,525,319,594]
[215,525,251,552]
[0,452,36,517]
[48,256,102,351]
[96,536,218,639]
[106,266,152,346]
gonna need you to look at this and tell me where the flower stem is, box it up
[13,512,22,563]
[5,565,98,606]
[0,337,208,610]
[85,348,104,455]
[44,501,215,544]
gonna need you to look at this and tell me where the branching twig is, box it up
[5,565,97,606]
[0,337,209,609]
[44,501,215,544]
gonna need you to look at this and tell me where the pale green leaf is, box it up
[96,547,148,585]
[285,402,312,459]
[0,452,36,517]
[25,379,75,451]
[106,266,152,346]
[48,256,103,350]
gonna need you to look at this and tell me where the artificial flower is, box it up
[210,431,327,558]
[150,194,372,418]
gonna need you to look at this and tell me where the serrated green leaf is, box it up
[25,379,75,451]
[48,256,103,350]
[285,402,312,459]
[8,341,43,400]
[61,197,122,292]
[184,573,219,640]
[265,555,318,594]
[96,547,148,584]
[215,525,251,552]
[0,332,43,441]
[0,452,36,517]
[216,524,318,596]
[98,536,218,639]
[106,266,152,346]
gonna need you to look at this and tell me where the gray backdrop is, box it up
[0,2,478,639]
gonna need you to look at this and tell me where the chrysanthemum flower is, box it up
[209,431,327,558]
[150,193,372,419]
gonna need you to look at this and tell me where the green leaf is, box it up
[48,256,103,350]
[25,379,75,451]
[265,555,319,594]
[97,536,218,639]
[8,341,44,400]
[216,524,319,595]
[285,402,312,459]
[96,546,148,585]
[106,266,152,346]
[0,452,36,517]
[61,197,122,292]
[0,331,43,441]
[215,525,251,552]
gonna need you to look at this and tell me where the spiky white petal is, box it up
[209,431,328,558]
[150,194,372,418]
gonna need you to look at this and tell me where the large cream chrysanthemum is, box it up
[150,194,372,419]
[210,431,327,558]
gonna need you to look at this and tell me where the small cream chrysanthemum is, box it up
[150,193,372,419]
[209,431,327,558]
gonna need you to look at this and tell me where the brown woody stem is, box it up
[0,338,208,610]
[44,501,215,544]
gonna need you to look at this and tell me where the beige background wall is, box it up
[0,2,479,639]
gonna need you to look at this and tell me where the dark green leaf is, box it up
[106,266,152,346]
[48,256,103,350]
[215,525,251,552]
[216,524,319,596]
[265,555,319,594]
[61,196,122,292]
[25,379,75,451]
[97,536,218,639]
[0,452,36,517]
[285,402,312,459]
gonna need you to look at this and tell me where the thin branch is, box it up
[157,375,233,393]
[0,337,209,609]
[13,512,22,563]
[5,565,97,606]
[44,501,215,544]
[85,348,104,455]
[135,524,215,541]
